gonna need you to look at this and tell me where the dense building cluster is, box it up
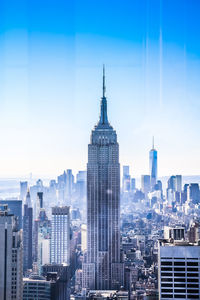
[0,72,199,300]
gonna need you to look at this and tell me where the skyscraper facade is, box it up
[66,169,74,205]
[149,137,157,190]
[122,166,131,193]
[83,68,123,290]
[0,205,23,300]
[23,190,33,273]
[0,199,22,230]
[141,175,151,195]
[20,181,28,203]
[158,239,200,299]
[50,206,70,265]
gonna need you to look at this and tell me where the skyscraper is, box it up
[149,137,157,190]
[83,67,123,290]
[23,190,33,273]
[122,166,131,192]
[50,206,70,265]
[20,181,28,203]
[66,169,74,205]
[175,175,182,193]
[0,205,23,300]
[141,175,151,195]
[0,199,22,230]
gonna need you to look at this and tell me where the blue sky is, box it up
[0,0,200,177]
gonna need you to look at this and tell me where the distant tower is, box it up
[149,137,157,190]
[20,181,28,203]
[122,166,131,192]
[23,189,33,273]
[83,66,124,290]
[141,175,151,194]
[65,169,74,205]
[0,205,23,299]
[50,206,70,265]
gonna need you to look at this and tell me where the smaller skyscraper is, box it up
[37,192,43,209]
[66,169,74,205]
[23,190,33,273]
[20,181,28,203]
[187,183,200,204]
[131,178,136,191]
[149,137,157,190]
[81,224,87,252]
[122,165,131,192]
[76,170,87,201]
[141,175,151,195]
[175,175,182,193]
[0,205,23,300]
[0,199,22,230]
[50,206,70,265]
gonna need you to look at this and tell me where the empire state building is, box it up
[83,67,124,290]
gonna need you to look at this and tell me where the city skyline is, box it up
[0,2,200,299]
[1,0,200,176]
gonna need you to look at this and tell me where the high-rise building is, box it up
[20,181,28,203]
[141,175,151,195]
[83,67,124,290]
[167,176,176,192]
[0,199,22,229]
[175,175,182,193]
[38,233,50,274]
[0,205,23,300]
[187,183,200,204]
[76,170,87,201]
[149,137,157,190]
[158,239,200,299]
[81,224,87,252]
[66,169,74,205]
[33,207,51,275]
[37,192,43,209]
[122,166,131,192]
[23,190,33,273]
[50,206,70,265]
[131,178,136,191]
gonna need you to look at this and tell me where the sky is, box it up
[0,0,200,178]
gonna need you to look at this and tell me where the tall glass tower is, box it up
[149,137,157,190]
[83,67,124,290]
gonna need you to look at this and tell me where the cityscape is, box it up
[0,69,199,299]
[0,1,200,300]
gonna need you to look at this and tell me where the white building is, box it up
[81,224,87,252]
[50,206,70,265]
[158,240,200,299]
[38,234,50,274]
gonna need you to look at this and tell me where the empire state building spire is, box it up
[103,64,106,98]
[98,65,109,125]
